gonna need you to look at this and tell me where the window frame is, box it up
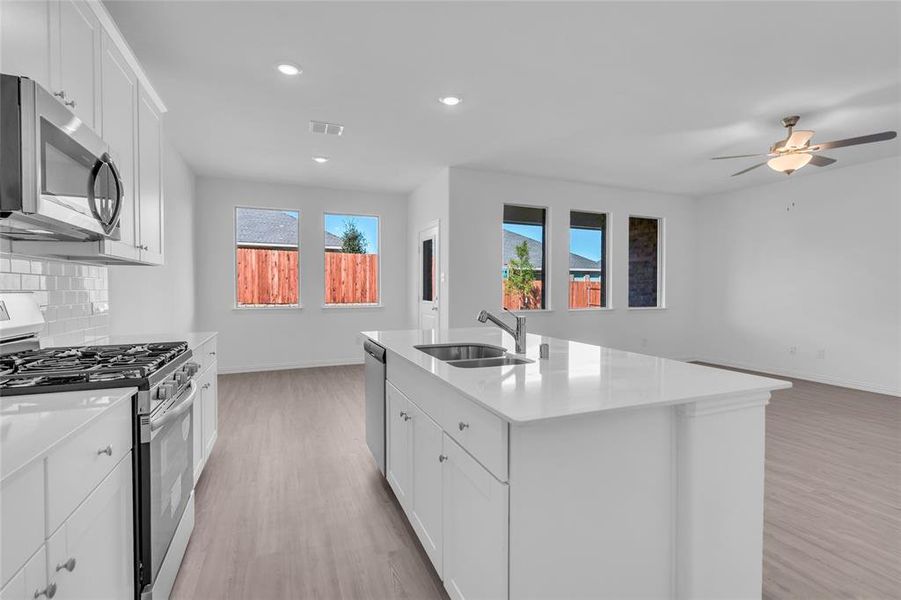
[233,205,302,310]
[322,212,383,308]
[501,203,550,311]
[567,209,611,311]
[627,214,665,310]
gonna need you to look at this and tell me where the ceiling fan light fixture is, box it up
[767,153,812,175]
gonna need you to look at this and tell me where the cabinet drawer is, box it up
[197,336,217,374]
[0,545,48,600]
[46,398,132,534]
[0,463,44,588]
[439,392,508,482]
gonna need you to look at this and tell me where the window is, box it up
[569,211,607,309]
[324,214,380,305]
[502,205,546,310]
[235,207,299,307]
[628,216,663,308]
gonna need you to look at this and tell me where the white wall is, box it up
[407,168,450,329]
[694,156,901,395]
[444,168,699,359]
[194,177,408,373]
[109,137,197,335]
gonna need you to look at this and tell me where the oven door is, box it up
[137,382,196,593]
[0,75,122,241]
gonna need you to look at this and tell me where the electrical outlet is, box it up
[788,346,798,355]
[816,349,826,359]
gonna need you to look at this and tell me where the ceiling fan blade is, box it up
[711,153,766,160]
[808,154,837,167]
[785,130,814,149]
[731,162,767,177]
[810,131,897,151]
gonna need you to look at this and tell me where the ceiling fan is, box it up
[712,115,897,177]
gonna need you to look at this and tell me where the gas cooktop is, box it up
[0,342,189,395]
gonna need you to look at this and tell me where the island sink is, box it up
[414,343,507,361]
[448,356,533,368]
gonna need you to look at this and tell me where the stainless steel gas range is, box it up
[0,292,198,600]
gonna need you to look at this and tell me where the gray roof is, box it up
[503,230,600,271]
[325,231,342,248]
[236,208,299,247]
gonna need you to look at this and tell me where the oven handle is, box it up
[150,381,197,432]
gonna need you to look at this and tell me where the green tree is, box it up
[505,241,536,308]
[340,219,367,254]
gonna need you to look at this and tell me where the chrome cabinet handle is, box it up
[458,422,469,431]
[438,454,448,463]
[34,582,57,598]
[202,383,211,390]
[209,351,216,356]
[97,444,113,456]
[56,557,76,572]
[399,411,411,422]
[64,99,76,108]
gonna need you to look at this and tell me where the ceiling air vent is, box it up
[309,120,344,136]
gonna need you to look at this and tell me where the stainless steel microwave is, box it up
[1,74,123,241]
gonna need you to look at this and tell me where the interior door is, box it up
[418,223,440,330]
[409,401,444,577]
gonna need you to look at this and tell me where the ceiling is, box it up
[105,1,901,196]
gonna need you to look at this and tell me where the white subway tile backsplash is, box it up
[1,252,109,347]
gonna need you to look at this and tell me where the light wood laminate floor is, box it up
[172,365,900,599]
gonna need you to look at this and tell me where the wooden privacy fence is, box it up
[237,248,379,305]
[237,247,299,305]
[325,252,379,304]
[502,277,603,310]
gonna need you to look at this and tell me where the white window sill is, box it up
[505,308,553,313]
[321,303,384,309]
[568,307,615,312]
[233,304,303,311]
[627,306,667,311]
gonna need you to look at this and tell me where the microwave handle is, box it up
[87,152,124,235]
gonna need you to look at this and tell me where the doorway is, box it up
[418,222,440,330]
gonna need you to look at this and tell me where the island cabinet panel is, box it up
[409,402,444,577]
[442,434,508,600]
[387,355,508,481]
[386,383,412,511]
[508,406,675,599]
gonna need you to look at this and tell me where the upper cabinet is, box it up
[1,0,167,266]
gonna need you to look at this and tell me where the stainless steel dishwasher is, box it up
[364,339,387,475]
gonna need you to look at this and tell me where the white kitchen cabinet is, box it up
[442,435,508,600]
[409,401,444,576]
[192,396,204,484]
[0,546,49,600]
[386,383,412,510]
[47,455,133,600]
[137,87,164,264]
[52,0,101,130]
[0,0,52,91]
[200,361,219,462]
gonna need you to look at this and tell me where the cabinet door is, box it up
[201,365,218,461]
[0,546,48,600]
[53,0,101,129]
[192,394,204,484]
[409,401,444,577]
[48,455,134,600]
[100,31,139,250]
[0,0,52,90]
[442,435,508,600]
[386,383,412,510]
[138,87,164,264]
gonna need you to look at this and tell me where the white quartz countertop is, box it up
[99,331,216,352]
[1,387,136,483]
[362,328,791,424]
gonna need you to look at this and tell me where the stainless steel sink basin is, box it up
[448,356,534,368]
[415,343,507,361]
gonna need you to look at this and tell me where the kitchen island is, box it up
[362,328,790,600]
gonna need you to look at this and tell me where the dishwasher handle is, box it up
[363,339,386,363]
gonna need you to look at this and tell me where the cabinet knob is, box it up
[202,383,211,390]
[56,557,77,573]
[97,444,113,456]
[209,351,216,356]
[34,582,57,598]
[438,454,448,463]
[64,99,76,108]
[53,90,67,99]
[458,422,469,431]
[400,411,411,422]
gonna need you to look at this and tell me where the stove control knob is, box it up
[158,383,175,400]
[175,371,187,385]
[185,362,200,377]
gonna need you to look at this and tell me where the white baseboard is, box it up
[694,356,901,398]
[219,357,364,375]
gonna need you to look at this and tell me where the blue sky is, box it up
[503,223,603,261]
[325,214,379,253]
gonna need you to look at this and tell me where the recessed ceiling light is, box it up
[438,95,462,106]
[276,63,302,76]
[312,156,329,164]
